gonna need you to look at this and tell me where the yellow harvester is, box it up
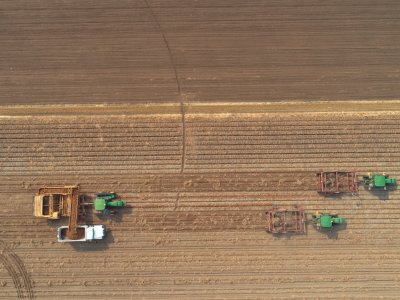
[33,186,79,219]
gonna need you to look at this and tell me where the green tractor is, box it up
[94,192,127,214]
[363,173,397,190]
[312,212,346,230]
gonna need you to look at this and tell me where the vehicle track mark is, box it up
[174,192,180,211]
[0,255,23,298]
[143,0,186,173]
[0,241,34,299]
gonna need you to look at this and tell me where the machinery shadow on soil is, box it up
[363,186,397,201]
[46,218,64,227]
[86,206,133,223]
[321,193,359,200]
[271,229,308,240]
[70,230,114,252]
[317,223,347,240]
[46,217,115,251]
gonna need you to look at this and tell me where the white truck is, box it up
[57,225,106,242]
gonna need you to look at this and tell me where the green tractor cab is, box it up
[312,212,346,230]
[94,192,127,214]
[363,173,397,190]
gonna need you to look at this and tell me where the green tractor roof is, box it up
[373,175,387,187]
[320,215,333,228]
[94,198,107,211]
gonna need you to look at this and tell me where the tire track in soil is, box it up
[143,0,187,173]
[0,241,34,299]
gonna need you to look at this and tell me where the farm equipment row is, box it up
[32,171,397,241]
[265,206,346,234]
[317,171,397,195]
[266,171,396,235]
[33,186,128,242]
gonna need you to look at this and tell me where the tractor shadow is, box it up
[86,206,133,223]
[362,185,397,201]
[70,230,114,252]
[316,223,348,240]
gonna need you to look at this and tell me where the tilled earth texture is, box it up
[1,102,400,299]
[1,0,400,104]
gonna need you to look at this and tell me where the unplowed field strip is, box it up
[1,103,400,299]
[1,1,400,104]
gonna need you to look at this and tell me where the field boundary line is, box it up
[2,100,400,117]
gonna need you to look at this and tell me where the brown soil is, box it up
[0,102,400,299]
[1,1,400,104]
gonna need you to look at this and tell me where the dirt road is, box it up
[0,102,400,299]
[1,0,400,104]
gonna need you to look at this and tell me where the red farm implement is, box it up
[316,171,358,195]
[265,206,306,234]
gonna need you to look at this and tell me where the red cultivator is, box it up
[265,206,306,234]
[316,171,358,195]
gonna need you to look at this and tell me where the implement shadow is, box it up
[318,192,359,200]
[271,232,307,240]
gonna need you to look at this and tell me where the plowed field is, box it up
[1,102,400,299]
